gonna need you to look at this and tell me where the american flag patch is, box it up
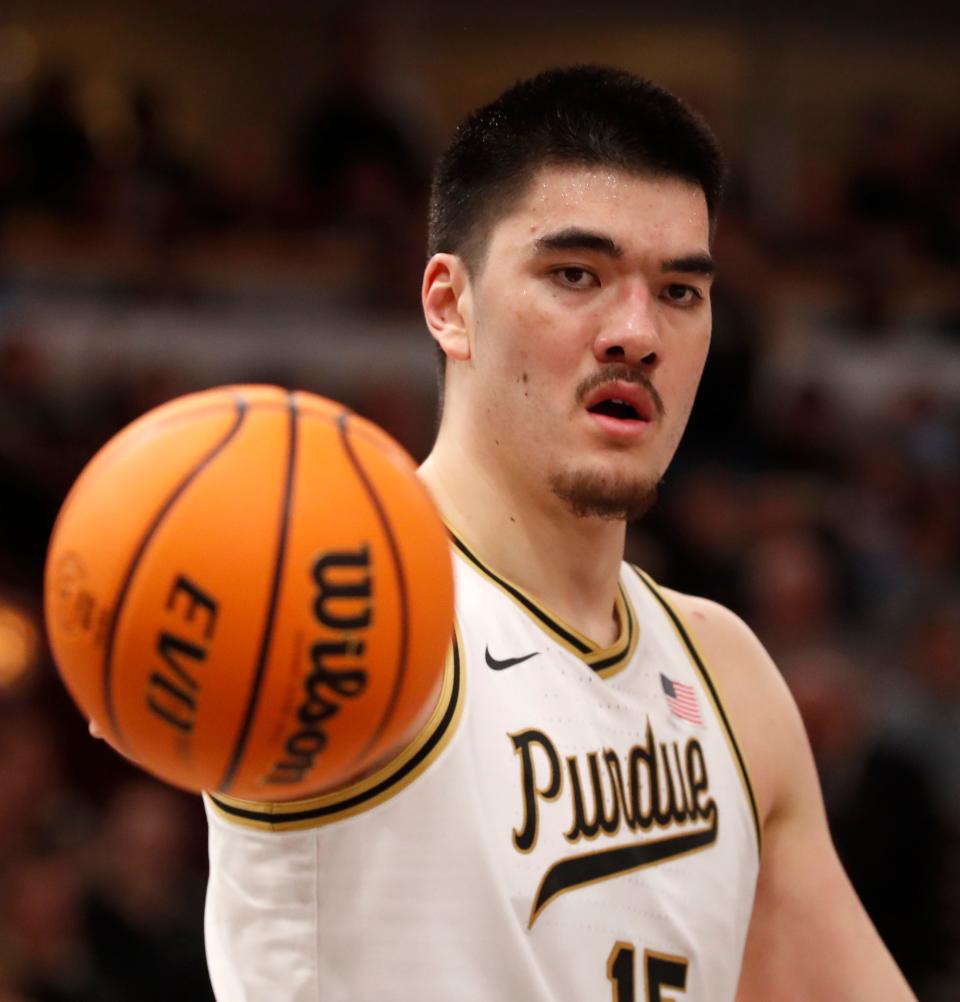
[660,673,703,725]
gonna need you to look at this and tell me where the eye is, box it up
[551,266,599,290]
[662,283,702,307]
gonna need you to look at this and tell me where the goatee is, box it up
[548,468,660,521]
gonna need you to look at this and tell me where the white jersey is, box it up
[204,533,761,1001]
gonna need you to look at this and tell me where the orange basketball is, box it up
[43,385,453,801]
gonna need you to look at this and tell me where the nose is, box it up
[592,282,661,369]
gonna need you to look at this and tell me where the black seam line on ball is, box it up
[336,411,411,769]
[102,394,248,750]
[217,391,299,792]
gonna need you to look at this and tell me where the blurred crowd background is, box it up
[0,1,957,999]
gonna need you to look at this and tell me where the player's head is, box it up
[427,65,724,278]
[423,66,724,521]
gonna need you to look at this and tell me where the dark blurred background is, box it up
[0,2,957,999]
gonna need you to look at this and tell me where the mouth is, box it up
[580,379,657,442]
[587,398,643,422]
[582,380,656,425]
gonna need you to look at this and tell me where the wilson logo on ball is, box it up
[265,545,372,785]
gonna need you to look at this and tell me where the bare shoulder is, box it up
[658,587,806,825]
[660,588,766,656]
[659,588,773,668]
[661,589,917,1000]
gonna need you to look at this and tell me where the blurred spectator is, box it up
[739,528,853,662]
[0,706,67,860]
[760,273,960,453]
[784,648,954,996]
[100,85,197,245]
[882,601,960,829]
[681,282,763,466]
[0,336,72,586]
[657,467,752,609]
[0,69,96,219]
[926,129,960,265]
[758,383,846,475]
[284,13,428,305]
[2,852,100,1002]
[836,437,918,622]
[287,14,427,232]
[844,100,932,256]
[82,781,213,1001]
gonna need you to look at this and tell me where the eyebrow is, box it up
[662,253,714,277]
[533,228,623,258]
[533,229,714,277]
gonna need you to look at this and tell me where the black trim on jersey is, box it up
[590,590,635,674]
[630,567,763,854]
[450,532,636,676]
[102,394,247,750]
[207,631,462,826]
[450,534,592,654]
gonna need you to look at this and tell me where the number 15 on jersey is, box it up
[608,942,689,1002]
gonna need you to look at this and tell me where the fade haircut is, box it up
[427,65,726,276]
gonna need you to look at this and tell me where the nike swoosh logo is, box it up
[485,647,540,671]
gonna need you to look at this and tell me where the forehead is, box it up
[488,165,710,255]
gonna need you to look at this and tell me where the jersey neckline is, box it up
[448,528,638,678]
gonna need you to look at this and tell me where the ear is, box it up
[422,253,472,362]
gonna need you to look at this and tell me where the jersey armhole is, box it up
[629,565,763,857]
[205,620,465,832]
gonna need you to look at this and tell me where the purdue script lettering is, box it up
[511,722,717,850]
[511,722,720,925]
[146,575,219,733]
[266,546,372,785]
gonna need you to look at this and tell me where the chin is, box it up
[547,465,661,521]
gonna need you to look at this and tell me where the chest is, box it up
[454,580,748,917]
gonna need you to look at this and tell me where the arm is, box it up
[664,590,917,1002]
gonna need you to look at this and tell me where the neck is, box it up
[419,425,626,647]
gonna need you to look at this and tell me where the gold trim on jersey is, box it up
[205,622,465,832]
[629,567,762,856]
[448,527,638,678]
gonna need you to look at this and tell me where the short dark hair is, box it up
[427,65,726,274]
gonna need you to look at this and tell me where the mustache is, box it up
[575,364,665,420]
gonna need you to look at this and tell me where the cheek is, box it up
[480,286,590,409]
[491,311,554,383]
[670,342,712,430]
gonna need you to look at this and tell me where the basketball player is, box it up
[202,67,917,1000]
